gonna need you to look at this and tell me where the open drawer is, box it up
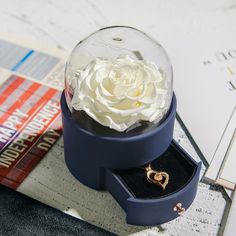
[105,141,201,226]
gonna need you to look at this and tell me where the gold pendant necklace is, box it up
[144,164,169,190]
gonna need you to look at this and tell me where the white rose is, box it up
[70,55,170,132]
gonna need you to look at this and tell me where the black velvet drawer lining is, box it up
[116,143,197,199]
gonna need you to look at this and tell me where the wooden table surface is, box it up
[0,0,235,235]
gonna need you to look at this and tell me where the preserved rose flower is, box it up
[70,55,169,132]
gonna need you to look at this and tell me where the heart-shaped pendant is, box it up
[145,164,169,190]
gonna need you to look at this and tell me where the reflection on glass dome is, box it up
[65,26,173,136]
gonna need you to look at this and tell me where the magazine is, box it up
[0,33,67,188]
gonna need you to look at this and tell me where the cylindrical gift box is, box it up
[61,91,176,190]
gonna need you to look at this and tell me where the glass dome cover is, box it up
[65,26,173,136]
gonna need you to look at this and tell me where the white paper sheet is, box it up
[164,29,236,170]
[220,130,236,184]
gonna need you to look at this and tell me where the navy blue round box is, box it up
[61,91,201,225]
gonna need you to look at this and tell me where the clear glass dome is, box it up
[65,26,173,136]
